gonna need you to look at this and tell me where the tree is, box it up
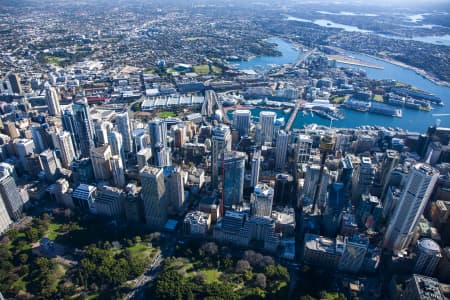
[235,260,251,273]
[254,273,267,289]
[201,242,218,257]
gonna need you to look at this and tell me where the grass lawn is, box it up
[144,68,155,74]
[193,64,210,75]
[330,96,346,104]
[47,223,63,240]
[44,56,63,66]
[157,111,176,118]
[199,269,222,284]
[211,66,222,74]
[373,94,384,102]
[127,243,156,265]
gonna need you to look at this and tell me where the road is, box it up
[125,234,178,300]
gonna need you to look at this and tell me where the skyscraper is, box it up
[115,112,133,153]
[352,157,375,204]
[163,166,185,214]
[251,183,274,217]
[250,150,262,188]
[380,149,400,200]
[383,163,439,253]
[0,193,12,235]
[259,111,276,143]
[414,238,442,276]
[233,109,251,138]
[275,130,289,170]
[0,175,24,221]
[222,151,246,208]
[61,109,80,158]
[90,145,112,181]
[295,134,313,164]
[148,118,167,149]
[44,84,61,116]
[110,155,126,188]
[108,131,126,165]
[39,149,60,182]
[302,164,329,209]
[72,101,95,158]
[7,73,22,95]
[140,166,168,228]
[211,125,231,188]
[56,131,76,169]
[338,235,369,273]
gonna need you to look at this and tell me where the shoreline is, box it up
[367,54,450,88]
[328,46,450,88]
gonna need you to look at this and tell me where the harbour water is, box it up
[235,39,450,132]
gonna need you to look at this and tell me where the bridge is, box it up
[285,99,303,132]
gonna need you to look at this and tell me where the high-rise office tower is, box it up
[140,166,168,228]
[132,128,147,153]
[61,109,80,158]
[72,101,95,158]
[111,155,126,188]
[163,166,185,213]
[39,149,60,182]
[115,112,133,153]
[5,121,19,139]
[108,131,126,165]
[222,151,246,208]
[338,235,369,273]
[211,125,231,188]
[233,109,251,138]
[90,145,112,181]
[31,125,50,154]
[274,173,294,206]
[93,119,111,147]
[250,150,262,188]
[148,118,167,149]
[251,183,274,217]
[0,175,24,221]
[414,238,442,276]
[56,131,76,169]
[383,163,439,253]
[275,130,289,170]
[44,83,61,116]
[0,193,12,234]
[173,125,186,148]
[302,164,329,208]
[7,73,22,95]
[259,111,276,143]
[295,134,313,164]
[380,150,400,199]
[340,156,353,198]
[352,157,375,204]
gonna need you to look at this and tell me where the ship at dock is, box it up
[342,99,402,117]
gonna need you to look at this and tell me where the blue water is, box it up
[237,38,300,70]
[236,39,450,132]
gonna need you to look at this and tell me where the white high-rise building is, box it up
[211,125,232,188]
[233,109,251,138]
[44,84,61,116]
[108,131,126,165]
[39,149,60,182]
[296,134,313,164]
[250,150,262,188]
[383,163,439,253]
[111,155,126,188]
[115,112,133,153]
[251,183,274,217]
[0,194,12,234]
[56,131,76,169]
[259,111,276,143]
[275,130,289,170]
[90,145,112,181]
